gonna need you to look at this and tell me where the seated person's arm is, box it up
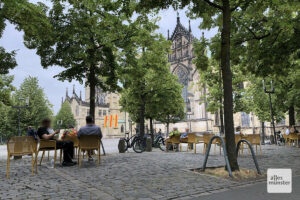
[41,130,59,140]
[77,129,81,138]
[98,128,103,140]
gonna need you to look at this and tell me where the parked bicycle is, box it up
[152,133,166,151]
[122,132,146,153]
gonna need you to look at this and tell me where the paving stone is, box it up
[0,144,299,199]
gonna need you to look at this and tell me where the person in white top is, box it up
[285,126,290,135]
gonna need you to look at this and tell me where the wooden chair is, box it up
[187,134,204,154]
[60,135,79,163]
[246,134,262,155]
[7,136,37,178]
[288,134,299,147]
[282,134,289,145]
[235,134,246,156]
[179,137,188,152]
[78,135,101,167]
[35,139,61,168]
[203,134,221,155]
[166,136,181,152]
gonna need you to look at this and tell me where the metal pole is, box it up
[17,109,21,136]
[125,112,127,132]
[268,93,277,144]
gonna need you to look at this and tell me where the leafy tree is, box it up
[0,75,14,106]
[54,101,76,130]
[120,15,184,138]
[138,0,297,171]
[26,0,137,120]
[0,104,14,142]
[0,0,50,73]
[237,8,300,126]
[150,72,185,136]
[11,76,53,135]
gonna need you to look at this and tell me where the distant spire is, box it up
[167,29,170,40]
[202,32,205,39]
[66,87,68,97]
[177,12,180,23]
[61,97,63,105]
[80,91,82,100]
[189,20,191,32]
[73,84,75,94]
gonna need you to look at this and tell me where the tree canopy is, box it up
[25,0,139,120]
[54,101,76,130]
[119,16,184,137]
[12,76,53,132]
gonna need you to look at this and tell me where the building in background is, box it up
[63,85,128,138]
[155,13,289,135]
[154,13,214,133]
[63,14,290,137]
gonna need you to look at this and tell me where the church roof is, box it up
[170,14,196,41]
[64,87,109,108]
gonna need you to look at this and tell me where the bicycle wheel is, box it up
[124,139,129,152]
[132,138,146,153]
[158,137,166,151]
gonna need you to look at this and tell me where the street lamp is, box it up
[263,80,277,144]
[12,97,29,136]
[57,120,63,129]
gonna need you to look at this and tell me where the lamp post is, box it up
[12,97,29,136]
[57,120,63,129]
[263,80,277,144]
[12,97,29,159]
[128,119,132,138]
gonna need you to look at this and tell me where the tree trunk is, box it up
[219,105,224,135]
[150,117,154,144]
[139,95,146,138]
[288,105,295,126]
[221,0,239,171]
[261,121,265,144]
[166,121,169,138]
[219,64,224,135]
[89,64,96,120]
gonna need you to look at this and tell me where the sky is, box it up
[0,3,218,114]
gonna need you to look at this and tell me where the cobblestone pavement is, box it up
[0,144,299,200]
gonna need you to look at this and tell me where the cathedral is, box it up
[63,85,128,138]
[154,14,214,133]
[64,14,289,138]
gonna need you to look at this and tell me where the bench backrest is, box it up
[79,135,100,150]
[246,134,261,144]
[7,136,36,155]
[170,136,181,144]
[63,135,79,147]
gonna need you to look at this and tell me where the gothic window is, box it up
[241,112,250,127]
[103,110,107,116]
[175,66,188,103]
[121,125,124,133]
[98,110,102,117]
[87,109,90,116]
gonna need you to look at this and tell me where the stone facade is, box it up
[64,85,128,138]
[154,14,214,134]
[155,14,290,135]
